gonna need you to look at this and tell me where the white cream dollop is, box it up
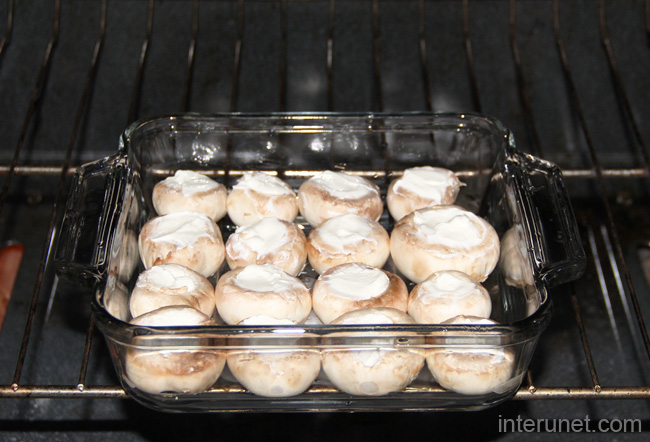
[312,171,377,199]
[413,207,483,248]
[417,272,483,303]
[233,172,294,196]
[315,214,375,251]
[162,170,221,197]
[231,218,290,256]
[148,212,213,248]
[394,166,457,201]
[323,264,389,300]
[136,264,197,291]
[235,264,304,292]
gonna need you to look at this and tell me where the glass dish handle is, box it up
[509,150,586,288]
[54,154,129,287]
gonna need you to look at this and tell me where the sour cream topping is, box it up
[311,171,377,200]
[161,170,221,197]
[413,207,484,247]
[149,212,214,248]
[393,166,459,202]
[136,264,198,291]
[231,218,290,256]
[323,264,389,300]
[235,264,305,292]
[314,214,375,250]
[233,172,294,196]
[418,272,483,303]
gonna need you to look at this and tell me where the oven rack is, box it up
[0,0,649,407]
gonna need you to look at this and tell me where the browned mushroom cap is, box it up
[225,217,307,276]
[153,170,227,221]
[215,264,311,325]
[387,166,463,221]
[311,263,408,324]
[226,172,298,226]
[129,264,215,319]
[407,270,491,324]
[298,171,383,227]
[138,211,225,278]
[390,205,500,283]
[307,214,390,275]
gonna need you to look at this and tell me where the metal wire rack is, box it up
[0,0,649,407]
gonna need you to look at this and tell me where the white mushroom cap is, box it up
[390,205,500,283]
[322,307,424,396]
[226,314,321,398]
[297,171,383,227]
[499,225,535,289]
[215,264,312,325]
[408,270,492,324]
[103,278,130,322]
[425,315,515,395]
[129,264,216,318]
[138,211,225,278]
[112,229,139,284]
[152,170,228,221]
[311,262,408,324]
[226,172,299,226]
[225,217,307,276]
[387,166,463,221]
[125,306,225,395]
[307,214,390,274]
[227,349,321,397]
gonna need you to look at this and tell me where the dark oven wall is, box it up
[0,0,649,440]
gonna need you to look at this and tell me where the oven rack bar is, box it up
[2,385,650,401]
[0,0,648,404]
[0,165,648,179]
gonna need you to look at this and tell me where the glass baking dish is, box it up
[54,113,585,412]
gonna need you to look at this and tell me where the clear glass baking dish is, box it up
[54,113,585,412]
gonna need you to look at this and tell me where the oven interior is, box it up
[0,0,649,439]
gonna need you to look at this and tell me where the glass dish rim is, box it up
[121,111,512,141]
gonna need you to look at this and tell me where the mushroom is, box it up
[322,307,424,396]
[311,262,408,324]
[124,306,225,395]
